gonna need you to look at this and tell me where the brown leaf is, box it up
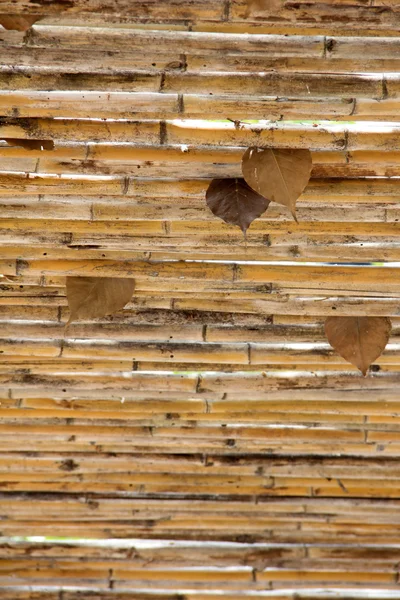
[324,316,391,376]
[4,138,54,151]
[0,15,41,31]
[206,178,270,235]
[242,147,312,221]
[66,277,135,326]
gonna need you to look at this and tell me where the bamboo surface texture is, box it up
[2,1,400,599]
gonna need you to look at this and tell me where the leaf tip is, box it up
[64,315,73,334]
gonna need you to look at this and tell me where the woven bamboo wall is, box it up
[1,1,400,598]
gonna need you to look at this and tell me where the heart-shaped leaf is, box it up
[0,15,40,31]
[4,138,54,151]
[324,316,391,376]
[242,147,312,221]
[206,177,270,235]
[66,276,135,326]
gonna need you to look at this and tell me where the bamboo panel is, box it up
[3,144,400,179]
[3,289,400,320]
[0,46,185,74]
[3,288,400,317]
[4,564,394,589]
[13,360,400,374]
[174,295,398,317]
[0,0,393,14]
[0,71,161,92]
[11,397,400,424]
[3,25,400,120]
[0,93,361,121]
[0,416,381,455]
[3,176,400,201]
[4,339,400,369]
[3,29,400,74]
[0,403,383,424]
[2,494,400,524]
[229,1,400,36]
[1,197,390,224]
[5,380,400,405]
[6,46,364,74]
[2,513,400,543]
[0,410,383,433]
[0,0,225,18]
[0,304,273,327]
[163,72,383,98]
[1,560,397,589]
[7,385,400,402]
[1,454,400,484]
[3,538,400,571]
[0,293,171,310]
[0,519,398,544]
[0,75,385,108]
[4,179,396,205]
[0,435,382,458]
[0,574,258,593]
[7,26,326,54]
[5,221,400,261]
[0,591,58,600]
[165,122,400,152]
[0,591,398,600]
[0,91,181,120]
[2,89,400,122]
[0,274,394,301]
[6,341,252,364]
[0,118,161,144]
[0,372,202,393]
[0,319,373,343]
[190,55,400,74]
[16,390,400,413]
[8,392,400,422]
[10,260,400,294]
[3,119,400,150]
[2,5,400,593]
[4,230,400,263]
[0,539,305,562]
[0,562,396,591]
[33,157,400,180]
[1,242,399,263]
[2,2,400,40]
[198,370,400,393]
[4,272,400,300]
[13,43,400,76]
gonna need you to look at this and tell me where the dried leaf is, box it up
[66,276,135,326]
[4,138,54,151]
[0,15,41,31]
[242,147,312,221]
[324,316,391,376]
[206,177,270,235]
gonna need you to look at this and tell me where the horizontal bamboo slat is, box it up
[2,590,400,600]
[2,2,400,39]
[4,287,400,316]
[2,119,400,149]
